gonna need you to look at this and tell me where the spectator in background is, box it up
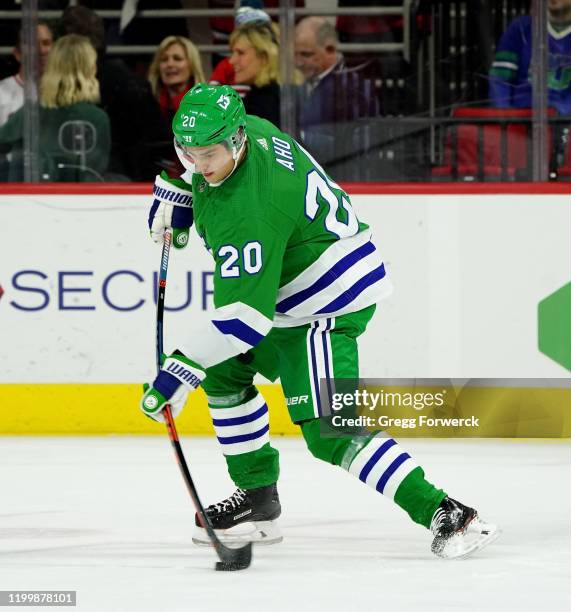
[0,34,110,182]
[295,16,349,133]
[489,0,571,115]
[0,21,53,127]
[210,5,274,99]
[59,5,171,180]
[294,16,381,171]
[295,16,343,90]
[205,0,303,68]
[228,21,281,127]
[148,36,206,126]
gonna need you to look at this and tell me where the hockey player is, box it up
[141,83,499,559]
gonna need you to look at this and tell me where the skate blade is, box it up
[192,520,283,547]
[432,517,501,560]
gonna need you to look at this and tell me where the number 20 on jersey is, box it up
[218,241,263,278]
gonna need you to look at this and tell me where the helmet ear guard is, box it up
[229,127,247,160]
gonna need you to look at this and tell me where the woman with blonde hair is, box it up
[148,36,206,125]
[0,33,110,181]
[229,21,281,127]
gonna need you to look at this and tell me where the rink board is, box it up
[1,184,571,435]
[0,383,296,435]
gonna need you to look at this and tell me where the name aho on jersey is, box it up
[272,136,295,172]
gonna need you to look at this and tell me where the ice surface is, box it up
[0,437,569,611]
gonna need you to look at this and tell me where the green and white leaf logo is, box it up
[144,396,159,411]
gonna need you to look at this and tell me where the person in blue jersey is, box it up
[489,0,571,114]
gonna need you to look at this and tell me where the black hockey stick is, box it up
[155,229,252,571]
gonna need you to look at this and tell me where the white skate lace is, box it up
[430,508,446,536]
[210,489,247,515]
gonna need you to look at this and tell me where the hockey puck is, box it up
[214,542,253,571]
[215,560,250,571]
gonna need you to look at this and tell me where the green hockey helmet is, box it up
[173,83,247,150]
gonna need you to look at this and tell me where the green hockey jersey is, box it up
[174,115,391,369]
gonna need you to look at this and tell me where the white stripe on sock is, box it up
[346,433,391,478]
[211,412,268,439]
[208,392,266,420]
[218,434,269,456]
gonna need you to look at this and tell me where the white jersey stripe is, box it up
[180,301,272,368]
[305,324,319,418]
[276,240,377,313]
[307,321,322,418]
[282,248,385,318]
[319,318,335,414]
[305,318,335,417]
[324,317,335,405]
[277,230,373,300]
[274,253,392,328]
[314,320,327,416]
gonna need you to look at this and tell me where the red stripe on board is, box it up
[2,182,571,196]
[0,183,151,195]
[341,182,571,195]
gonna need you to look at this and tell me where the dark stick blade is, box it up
[214,542,253,571]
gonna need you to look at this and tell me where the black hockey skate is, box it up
[430,497,500,559]
[193,484,283,546]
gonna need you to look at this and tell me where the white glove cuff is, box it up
[153,175,193,208]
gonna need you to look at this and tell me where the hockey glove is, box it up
[148,172,193,249]
[141,352,205,423]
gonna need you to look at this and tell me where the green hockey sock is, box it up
[207,389,279,490]
[341,433,446,528]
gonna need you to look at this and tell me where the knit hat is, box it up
[235,6,272,28]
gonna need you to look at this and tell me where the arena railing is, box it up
[0,5,411,59]
[0,1,557,183]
